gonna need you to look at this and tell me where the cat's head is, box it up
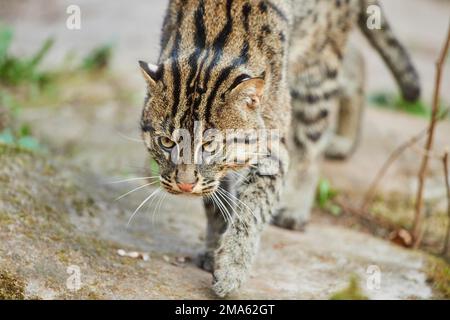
[138,59,266,196]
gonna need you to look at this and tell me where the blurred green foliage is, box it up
[0,25,54,87]
[0,90,20,115]
[0,24,116,153]
[427,256,450,299]
[0,126,42,152]
[150,158,160,175]
[369,91,448,119]
[316,178,342,216]
[81,43,113,72]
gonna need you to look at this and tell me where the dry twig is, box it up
[361,128,428,212]
[361,108,449,213]
[336,198,399,232]
[442,151,450,256]
[412,24,450,248]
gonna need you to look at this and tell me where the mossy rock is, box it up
[0,106,10,131]
[330,276,368,300]
[426,256,450,299]
[0,270,25,300]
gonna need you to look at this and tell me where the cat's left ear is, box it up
[139,60,161,86]
[230,78,265,110]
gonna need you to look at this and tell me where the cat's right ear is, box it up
[230,77,265,110]
[139,61,160,86]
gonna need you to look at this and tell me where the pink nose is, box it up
[177,183,194,192]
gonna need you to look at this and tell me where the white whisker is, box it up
[127,188,161,226]
[229,170,250,184]
[210,193,229,226]
[213,192,235,229]
[216,188,249,233]
[108,176,159,184]
[217,188,252,231]
[219,186,258,222]
[115,181,159,201]
[144,187,162,223]
[116,130,144,143]
[152,192,167,225]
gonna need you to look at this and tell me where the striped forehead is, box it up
[157,56,248,133]
[156,0,255,130]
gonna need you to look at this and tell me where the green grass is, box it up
[0,25,54,88]
[0,25,114,85]
[0,25,120,153]
[81,43,114,72]
[315,178,342,216]
[0,24,116,107]
[369,91,448,119]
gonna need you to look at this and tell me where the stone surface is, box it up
[0,145,434,299]
[1,0,449,300]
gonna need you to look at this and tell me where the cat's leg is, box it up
[326,45,366,160]
[200,179,232,272]
[273,152,320,230]
[274,58,341,230]
[212,148,288,297]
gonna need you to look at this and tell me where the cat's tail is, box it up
[358,0,420,102]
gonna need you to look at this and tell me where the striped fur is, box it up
[139,0,420,296]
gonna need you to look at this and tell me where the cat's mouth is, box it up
[162,186,219,197]
[159,177,219,196]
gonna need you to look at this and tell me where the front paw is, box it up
[211,246,248,297]
[197,251,214,273]
[212,264,244,298]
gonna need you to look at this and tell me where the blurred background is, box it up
[0,0,449,299]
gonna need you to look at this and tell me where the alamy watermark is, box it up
[366,265,381,291]
[366,5,382,30]
[66,265,82,292]
[66,5,81,30]
[147,121,282,175]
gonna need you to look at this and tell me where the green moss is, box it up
[330,276,368,300]
[56,250,70,264]
[0,270,25,300]
[0,146,95,248]
[86,291,102,300]
[0,143,32,156]
[0,212,13,225]
[426,256,450,299]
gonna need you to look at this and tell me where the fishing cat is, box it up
[138,0,420,297]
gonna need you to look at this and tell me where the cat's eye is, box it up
[203,140,219,153]
[158,136,176,150]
